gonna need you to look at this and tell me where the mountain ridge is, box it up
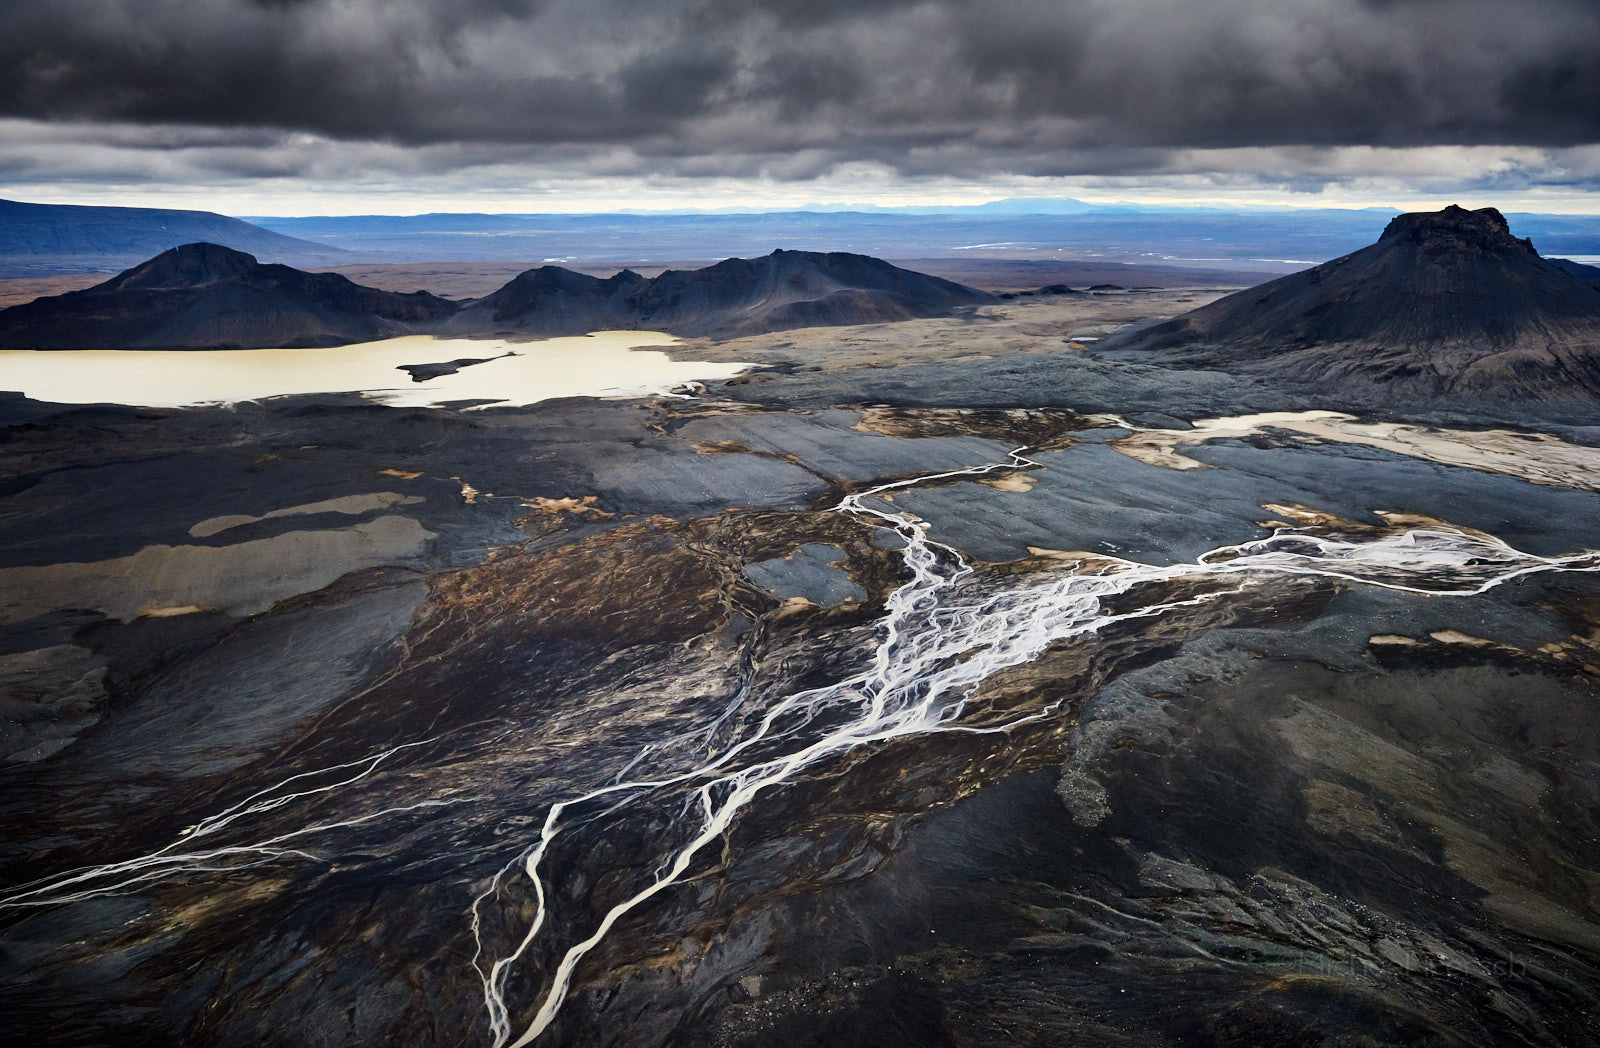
[1105,205,1600,401]
[449,249,994,338]
[0,244,996,349]
[0,243,457,350]
[0,199,351,277]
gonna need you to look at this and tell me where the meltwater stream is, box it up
[1,447,1596,1047]
[472,452,1600,1047]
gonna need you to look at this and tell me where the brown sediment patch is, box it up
[515,496,615,535]
[695,440,757,455]
[978,474,1035,493]
[1109,411,1350,470]
[378,468,422,480]
[139,605,207,618]
[1365,628,1600,677]
[691,437,815,474]
[1109,411,1600,492]
[769,596,819,621]
[853,406,1084,449]
[1256,505,1527,553]
[993,547,1124,576]
[1371,510,1513,546]
[1536,585,1600,675]
[1257,502,1370,531]
[1024,546,1089,562]
[406,509,904,673]
[163,875,296,930]
[652,399,765,422]
[521,496,612,518]
[417,518,731,652]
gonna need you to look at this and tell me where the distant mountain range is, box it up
[6,197,1597,280]
[0,244,996,349]
[245,208,1600,274]
[0,199,350,277]
[1108,205,1600,401]
[603,198,1160,216]
[242,209,1404,270]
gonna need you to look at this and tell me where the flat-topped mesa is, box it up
[1106,205,1600,402]
[1376,204,1537,257]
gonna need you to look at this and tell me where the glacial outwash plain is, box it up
[5,204,1600,1048]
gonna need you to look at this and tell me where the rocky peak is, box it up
[101,242,263,291]
[1378,205,1536,257]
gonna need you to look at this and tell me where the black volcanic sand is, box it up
[2,321,1600,1048]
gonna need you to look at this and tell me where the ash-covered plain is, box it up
[3,215,1600,1048]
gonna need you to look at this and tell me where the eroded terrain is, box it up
[3,291,1600,1047]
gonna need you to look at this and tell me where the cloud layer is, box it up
[3,0,1599,202]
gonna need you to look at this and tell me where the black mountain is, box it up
[447,249,995,338]
[1108,205,1600,400]
[0,246,995,350]
[0,243,457,349]
[1549,257,1600,288]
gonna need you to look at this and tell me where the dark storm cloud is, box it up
[2,0,1598,180]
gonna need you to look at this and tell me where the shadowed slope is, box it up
[1550,257,1600,288]
[0,243,460,349]
[450,249,996,338]
[1107,206,1600,400]
[0,247,997,349]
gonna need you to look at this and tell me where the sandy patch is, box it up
[190,491,424,537]
[979,474,1036,492]
[1109,410,1600,492]
[0,515,434,625]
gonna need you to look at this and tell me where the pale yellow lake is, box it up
[0,332,750,409]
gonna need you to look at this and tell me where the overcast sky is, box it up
[3,0,1599,214]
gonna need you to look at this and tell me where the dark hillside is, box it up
[0,243,457,349]
[1108,206,1600,400]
